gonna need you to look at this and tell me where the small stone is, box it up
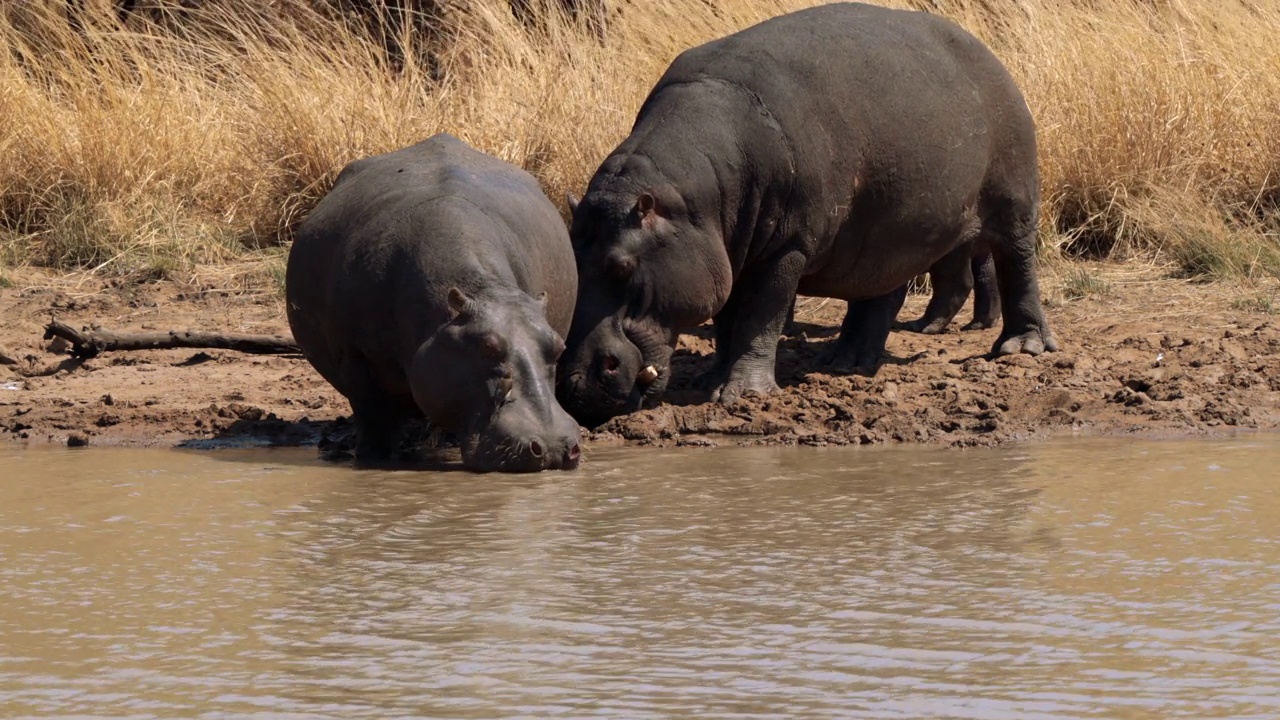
[67,433,89,448]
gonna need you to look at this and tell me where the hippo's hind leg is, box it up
[963,241,1001,331]
[896,242,974,335]
[985,205,1058,355]
[820,285,908,376]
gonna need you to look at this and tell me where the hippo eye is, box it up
[478,332,508,361]
[495,374,514,404]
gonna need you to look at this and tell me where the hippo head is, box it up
[410,287,581,472]
[557,181,732,427]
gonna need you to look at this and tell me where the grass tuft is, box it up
[1060,267,1114,301]
[1232,293,1279,315]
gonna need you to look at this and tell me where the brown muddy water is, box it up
[1,437,1278,719]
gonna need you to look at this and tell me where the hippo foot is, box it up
[818,342,883,377]
[992,327,1059,356]
[962,318,999,332]
[711,372,779,405]
[893,317,949,335]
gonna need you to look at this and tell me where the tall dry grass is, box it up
[1,0,1279,287]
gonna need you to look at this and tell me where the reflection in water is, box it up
[0,437,1278,718]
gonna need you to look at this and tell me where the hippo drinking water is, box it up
[557,2,1057,427]
[286,133,582,472]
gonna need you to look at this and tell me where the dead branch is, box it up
[43,319,300,359]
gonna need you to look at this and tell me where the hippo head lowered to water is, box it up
[411,286,581,473]
[286,133,584,473]
[556,166,733,428]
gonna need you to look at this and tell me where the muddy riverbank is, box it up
[2,265,1278,457]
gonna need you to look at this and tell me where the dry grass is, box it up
[1,0,1279,290]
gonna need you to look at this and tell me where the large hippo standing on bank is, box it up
[286,133,582,472]
[557,2,1057,427]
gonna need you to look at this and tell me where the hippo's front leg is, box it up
[711,250,807,405]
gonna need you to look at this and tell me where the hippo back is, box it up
[286,133,576,396]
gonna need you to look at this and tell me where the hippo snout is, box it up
[470,432,580,473]
[558,334,645,428]
[525,435,582,470]
[464,400,583,473]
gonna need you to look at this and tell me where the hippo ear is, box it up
[565,192,580,215]
[534,291,548,307]
[635,192,658,227]
[447,287,471,319]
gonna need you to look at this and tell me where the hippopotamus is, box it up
[286,133,582,472]
[557,2,1057,427]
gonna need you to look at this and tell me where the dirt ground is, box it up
[2,264,1278,460]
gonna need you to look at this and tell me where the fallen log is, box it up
[43,320,300,359]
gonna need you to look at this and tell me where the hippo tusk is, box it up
[637,365,660,384]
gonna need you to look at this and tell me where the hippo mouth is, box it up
[622,317,674,391]
[565,324,672,426]
[558,367,651,429]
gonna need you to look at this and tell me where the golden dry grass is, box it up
[1,0,1279,287]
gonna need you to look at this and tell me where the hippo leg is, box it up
[340,352,411,463]
[987,215,1058,356]
[822,285,908,376]
[781,297,799,337]
[693,293,737,391]
[351,398,412,464]
[963,243,1001,331]
[711,250,806,405]
[895,242,974,335]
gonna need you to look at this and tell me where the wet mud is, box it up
[2,266,1278,456]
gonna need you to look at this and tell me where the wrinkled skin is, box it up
[557,2,1057,426]
[287,133,581,472]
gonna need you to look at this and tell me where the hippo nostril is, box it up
[529,439,544,457]
[566,443,581,462]
[602,354,620,373]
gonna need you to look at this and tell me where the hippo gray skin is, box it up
[556,2,1056,427]
[784,241,999,336]
[896,240,1001,334]
[286,133,582,472]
